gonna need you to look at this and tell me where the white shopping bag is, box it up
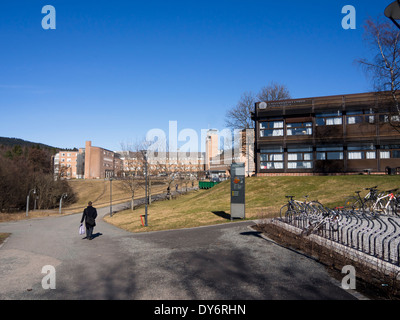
[79,224,85,235]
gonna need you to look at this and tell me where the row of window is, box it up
[259,111,397,138]
[259,145,400,170]
[260,121,312,137]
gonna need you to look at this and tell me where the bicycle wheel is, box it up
[388,199,398,216]
[395,199,400,217]
[344,196,358,210]
[280,204,295,221]
[363,199,378,217]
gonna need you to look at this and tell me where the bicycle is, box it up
[279,195,324,221]
[343,186,379,211]
[363,188,399,216]
[301,208,340,236]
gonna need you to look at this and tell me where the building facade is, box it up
[54,141,121,180]
[118,150,205,177]
[84,141,118,179]
[53,149,85,179]
[252,92,400,175]
[205,129,255,178]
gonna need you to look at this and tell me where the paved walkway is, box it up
[0,205,357,300]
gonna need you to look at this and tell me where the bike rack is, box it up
[279,201,400,266]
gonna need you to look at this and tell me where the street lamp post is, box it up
[26,188,36,217]
[109,176,113,217]
[59,193,68,214]
[385,1,400,29]
[141,150,148,227]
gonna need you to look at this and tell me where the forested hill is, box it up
[0,137,58,151]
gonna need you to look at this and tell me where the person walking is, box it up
[80,201,97,240]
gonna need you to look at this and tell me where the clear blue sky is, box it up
[0,0,389,151]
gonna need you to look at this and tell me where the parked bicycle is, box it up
[363,188,400,216]
[279,195,324,221]
[343,186,379,211]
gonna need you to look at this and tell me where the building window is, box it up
[286,122,312,136]
[260,121,284,137]
[346,110,375,124]
[260,147,284,170]
[316,146,344,160]
[287,146,313,169]
[316,111,342,126]
[347,144,376,160]
[380,145,400,159]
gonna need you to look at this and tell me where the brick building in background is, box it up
[54,128,256,180]
[84,141,119,179]
[53,149,85,179]
[54,141,121,180]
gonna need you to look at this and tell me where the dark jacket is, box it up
[81,205,97,227]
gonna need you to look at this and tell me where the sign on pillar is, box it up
[230,163,245,220]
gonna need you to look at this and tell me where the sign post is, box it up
[230,163,245,220]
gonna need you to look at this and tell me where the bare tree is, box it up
[225,91,256,129]
[225,82,291,130]
[356,16,400,131]
[119,141,148,210]
[257,81,291,103]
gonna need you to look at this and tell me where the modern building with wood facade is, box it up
[252,91,400,175]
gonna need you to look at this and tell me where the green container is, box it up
[199,181,219,189]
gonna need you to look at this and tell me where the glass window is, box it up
[380,151,390,159]
[260,146,284,170]
[347,110,375,124]
[348,151,364,160]
[316,111,342,126]
[286,122,312,136]
[260,121,284,137]
[347,145,376,160]
[316,146,344,161]
[366,151,376,160]
[287,146,313,169]
[393,150,400,158]
[287,162,313,169]
[380,145,400,159]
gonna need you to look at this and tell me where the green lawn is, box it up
[104,175,400,233]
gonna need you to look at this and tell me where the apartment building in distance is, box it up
[84,141,121,179]
[252,91,400,175]
[205,129,255,178]
[118,150,205,177]
[54,129,256,180]
[53,149,85,179]
[54,141,121,180]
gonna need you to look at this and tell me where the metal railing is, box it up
[279,202,400,266]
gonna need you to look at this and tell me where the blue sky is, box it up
[0,0,390,151]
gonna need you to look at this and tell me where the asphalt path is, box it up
[0,204,358,300]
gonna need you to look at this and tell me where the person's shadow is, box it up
[91,232,103,239]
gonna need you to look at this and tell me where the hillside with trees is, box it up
[0,139,76,213]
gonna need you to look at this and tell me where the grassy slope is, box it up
[0,179,169,222]
[63,179,169,213]
[104,175,400,233]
